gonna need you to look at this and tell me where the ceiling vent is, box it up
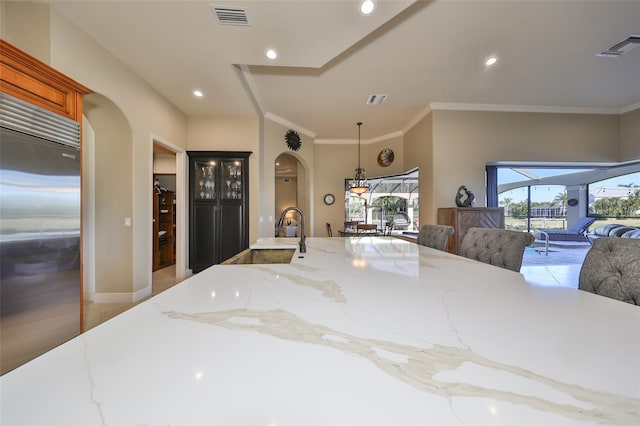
[367,94,387,105]
[211,5,250,26]
[597,35,640,57]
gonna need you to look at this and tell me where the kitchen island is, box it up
[1,237,638,425]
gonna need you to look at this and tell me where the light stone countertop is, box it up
[1,236,638,425]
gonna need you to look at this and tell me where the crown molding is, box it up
[264,112,317,139]
[620,102,640,114]
[402,105,432,134]
[268,100,638,146]
[368,131,403,144]
[429,102,622,115]
[315,131,403,145]
[314,138,352,145]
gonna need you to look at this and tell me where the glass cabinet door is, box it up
[222,160,243,200]
[194,160,216,200]
[188,151,250,272]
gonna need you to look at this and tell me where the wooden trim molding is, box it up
[0,39,92,122]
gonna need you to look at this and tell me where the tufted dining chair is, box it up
[459,228,535,272]
[578,238,640,305]
[417,224,454,251]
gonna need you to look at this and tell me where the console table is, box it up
[437,207,505,254]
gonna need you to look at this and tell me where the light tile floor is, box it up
[83,264,183,331]
[520,243,591,288]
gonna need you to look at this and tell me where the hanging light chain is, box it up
[350,121,370,195]
[357,121,362,169]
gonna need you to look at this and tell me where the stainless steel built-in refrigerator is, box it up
[0,93,81,375]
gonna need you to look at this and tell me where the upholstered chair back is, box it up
[459,228,535,272]
[417,224,454,251]
[579,238,640,305]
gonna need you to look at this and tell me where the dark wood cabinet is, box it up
[437,207,505,254]
[188,151,251,273]
[153,190,175,271]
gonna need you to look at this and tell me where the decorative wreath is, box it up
[285,129,302,151]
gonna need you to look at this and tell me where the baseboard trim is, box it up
[94,286,151,304]
[133,286,152,303]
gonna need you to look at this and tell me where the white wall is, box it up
[49,8,188,299]
[154,153,176,175]
[404,112,434,224]
[3,3,189,301]
[431,110,620,217]
[1,1,51,62]
[620,108,640,161]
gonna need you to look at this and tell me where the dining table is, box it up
[337,230,383,237]
[1,236,638,425]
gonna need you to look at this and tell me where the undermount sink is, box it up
[222,248,296,265]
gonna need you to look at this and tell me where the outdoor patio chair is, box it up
[459,227,535,272]
[579,238,640,305]
[622,229,640,238]
[538,216,596,243]
[417,224,454,251]
[392,212,410,230]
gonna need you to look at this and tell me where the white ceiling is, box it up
[50,0,640,141]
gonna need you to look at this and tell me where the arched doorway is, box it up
[274,153,307,236]
[82,93,133,304]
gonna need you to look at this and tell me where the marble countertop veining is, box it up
[1,237,639,425]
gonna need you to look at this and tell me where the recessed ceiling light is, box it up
[265,49,277,60]
[360,0,376,16]
[485,57,498,66]
[193,89,203,97]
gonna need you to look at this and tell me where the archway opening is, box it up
[82,93,133,304]
[274,153,306,236]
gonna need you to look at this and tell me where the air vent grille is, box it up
[211,5,250,26]
[0,93,80,149]
[597,35,640,57]
[367,94,387,105]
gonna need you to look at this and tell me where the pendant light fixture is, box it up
[349,122,370,195]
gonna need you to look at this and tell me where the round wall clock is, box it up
[377,148,394,167]
[285,129,302,151]
[323,193,335,205]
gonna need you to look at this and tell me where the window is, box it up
[344,168,419,232]
[487,162,640,231]
[589,174,640,218]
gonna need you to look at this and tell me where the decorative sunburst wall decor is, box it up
[285,129,301,151]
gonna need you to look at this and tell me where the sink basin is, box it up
[222,248,296,265]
